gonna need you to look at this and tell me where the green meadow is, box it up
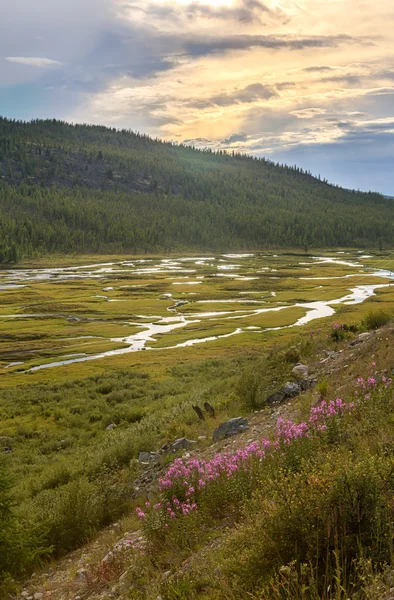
[1,249,394,588]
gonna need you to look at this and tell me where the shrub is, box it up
[30,477,102,555]
[220,450,394,596]
[284,346,301,364]
[362,308,392,330]
[0,460,49,583]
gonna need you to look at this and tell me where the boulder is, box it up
[291,364,309,380]
[350,332,374,346]
[266,390,285,405]
[158,438,197,455]
[138,452,160,465]
[204,402,215,417]
[299,379,316,391]
[280,382,302,398]
[213,417,249,442]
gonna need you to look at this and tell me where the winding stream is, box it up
[1,254,393,372]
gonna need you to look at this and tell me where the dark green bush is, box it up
[363,308,392,330]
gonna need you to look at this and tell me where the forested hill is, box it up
[0,117,393,262]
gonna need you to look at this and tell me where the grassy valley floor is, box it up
[1,249,394,598]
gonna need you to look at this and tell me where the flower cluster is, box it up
[357,375,392,389]
[136,398,356,525]
[158,440,270,496]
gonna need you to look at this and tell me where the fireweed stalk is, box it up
[136,375,391,529]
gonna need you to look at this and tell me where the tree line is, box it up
[0,117,392,262]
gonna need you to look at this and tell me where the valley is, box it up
[1,250,393,382]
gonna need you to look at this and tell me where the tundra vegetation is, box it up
[0,249,394,598]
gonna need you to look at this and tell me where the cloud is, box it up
[303,65,336,73]
[187,83,278,109]
[5,57,63,68]
[182,34,365,57]
[221,132,248,144]
[121,0,287,26]
[291,108,327,119]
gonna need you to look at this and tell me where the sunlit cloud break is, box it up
[0,0,394,193]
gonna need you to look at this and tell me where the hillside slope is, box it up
[0,117,393,261]
[14,321,394,600]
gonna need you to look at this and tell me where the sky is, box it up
[1,0,394,194]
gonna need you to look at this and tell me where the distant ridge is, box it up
[0,117,393,262]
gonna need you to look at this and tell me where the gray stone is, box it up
[266,390,285,405]
[106,424,117,430]
[138,452,160,465]
[280,382,302,398]
[299,379,316,391]
[169,438,196,453]
[213,417,249,442]
[34,594,44,600]
[101,551,114,564]
[350,332,374,346]
[204,402,215,417]
[159,438,197,454]
[266,381,304,406]
[291,364,309,379]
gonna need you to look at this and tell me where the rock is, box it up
[138,452,160,465]
[213,417,249,442]
[21,592,29,598]
[102,551,114,564]
[34,593,44,600]
[266,381,304,406]
[291,364,309,379]
[198,436,207,442]
[159,438,197,454]
[280,382,302,398]
[266,390,285,405]
[162,571,171,580]
[324,350,339,359]
[2,447,12,453]
[77,569,87,581]
[350,332,374,346]
[299,379,317,391]
[192,405,205,420]
[106,423,117,430]
[204,402,215,417]
[170,438,196,453]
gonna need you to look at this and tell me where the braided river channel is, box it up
[0,252,393,373]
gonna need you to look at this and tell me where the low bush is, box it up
[362,308,392,330]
